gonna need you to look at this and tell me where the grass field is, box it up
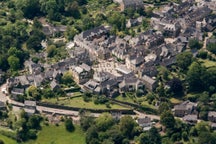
[115,95,136,104]
[0,134,16,144]
[170,98,182,104]
[115,94,156,110]
[43,97,129,110]
[199,59,216,68]
[26,124,85,144]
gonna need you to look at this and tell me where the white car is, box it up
[1,88,8,94]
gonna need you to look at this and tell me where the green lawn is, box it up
[115,95,156,110]
[199,59,216,68]
[0,134,16,144]
[43,97,129,110]
[115,95,136,104]
[141,101,157,110]
[170,98,182,104]
[26,124,85,144]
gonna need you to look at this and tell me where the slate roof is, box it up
[50,80,59,90]
[137,117,151,124]
[142,75,156,85]
[81,26,110,39]
[208,111,216,117]
[11,88,25,95]
[24,100,36,107]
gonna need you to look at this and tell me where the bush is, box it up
[207,43,216,55]
[65,118,75,132]
[189,39,203,49]
[197,51,208,59]
[28,129,37,140]
[94,95,108,104]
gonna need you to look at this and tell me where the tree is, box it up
[95,113,114,131]
[61,71,74,85]
[108,12,126,31]
[86,126,99,144]
[33,17,42,29]
[168,78,183,95]
[158,102,170,114]
[46,45,57,57]
[65,118,75,132]
[187,62,205,92]
[80,115,95,131]
[197,50,208,59]
[65,26,79,40]
[139,127,161,144]
[176,52,193,71]
[189,38,202,49]
[106,125,124,144]
[119,116,137,139]
[139,133,151,144]
[7,55,20,70]
[148,127,161,144]
[27,85,41,100]
[16,0,42,19]
[0,55,9,71]
[27,115,42,130]
[26,29,45,51]
[160,111,175,129]
[207,43,216,55]
[198,91,209,104]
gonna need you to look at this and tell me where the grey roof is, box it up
[208,111,216,117]
[174,100,197,111]
[137,117,151,124]
[0,101,6,108]
[100,78,119,89]
[34,74,44,85]
[80,63,91,72]
[82,26,110,39]
[122,0,143,7]
[11,88,25,95]
[24,100,36,107]
[142,75,156,85]
[50,80,59,90]
[17,75,30,86]
[183,115,197,121]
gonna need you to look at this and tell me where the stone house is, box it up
[126,16,143,28]
[208,111,216,123]
[72,63,93,84]
[163,22,181,38]
[119,77,144,93]
[125,55,144,71]
[119,0,143,11]
[24,100,37,115]
[182,114,198,125]
[50,80,60,91]
[136,116,152,131]
[173,101,197,117]
[141,75,157,91]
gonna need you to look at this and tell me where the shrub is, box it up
[197,51,208,59]
[207,43,216,55]
[65,118,75,132]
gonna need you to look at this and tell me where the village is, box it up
[0,0,216,143]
